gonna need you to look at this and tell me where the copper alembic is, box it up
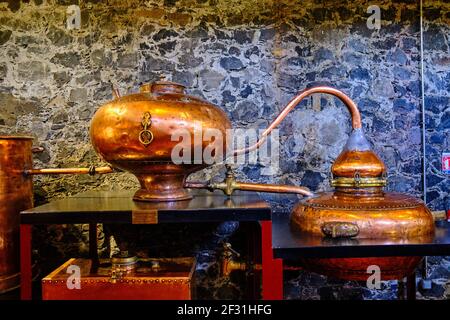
[90,81,313,202]
[187,85,435,280]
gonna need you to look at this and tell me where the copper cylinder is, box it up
[0,136,34,293]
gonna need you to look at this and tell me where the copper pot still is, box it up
[236,85,435,281]
[284,90,435,281]
[214,85,435,281]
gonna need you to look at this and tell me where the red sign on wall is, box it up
[443,153,450,174]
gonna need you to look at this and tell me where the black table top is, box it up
[21,189,271,224]
[272,213,450,259]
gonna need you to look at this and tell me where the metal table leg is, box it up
[406,272,417,301]
[261,221,283,300]
[20,224,32,300]
[242,222,260,299]
[89,223,99,270]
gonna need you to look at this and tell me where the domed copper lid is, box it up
[331,128,387,188]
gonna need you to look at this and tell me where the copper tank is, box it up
[90,81,232,202]
[0,136,34,293]
[0,135,112,294]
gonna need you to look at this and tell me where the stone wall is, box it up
[423,1,449,211]
[0,0,448,299]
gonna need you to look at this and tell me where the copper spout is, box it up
[232,86,362,156]
[24,166,114,176]
[212,181,314,197]
[184,181,312,197]
[230,182,313,197]
[184,166,313,197]
[220,243,302,277]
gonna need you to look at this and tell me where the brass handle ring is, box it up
[139,130,154,146]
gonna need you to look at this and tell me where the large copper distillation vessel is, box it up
[0,137,33,293]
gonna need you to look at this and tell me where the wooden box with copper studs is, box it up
[42,256,196,300]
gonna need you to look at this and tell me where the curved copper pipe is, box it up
[24,166,114,176]
[233,86,362,156]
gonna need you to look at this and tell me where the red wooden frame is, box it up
[261,221,283,300]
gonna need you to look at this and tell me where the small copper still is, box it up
[281,90,435,280]
[187,85,435,280]
[290,122,435,280]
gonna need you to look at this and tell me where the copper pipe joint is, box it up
[184,181,209,189]
[233,86,362,156]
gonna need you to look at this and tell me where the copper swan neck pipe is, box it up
[233,86,362,156]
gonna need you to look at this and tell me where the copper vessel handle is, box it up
[138,112,154,147]
[321,221,360,238]
[232,86,362,156]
